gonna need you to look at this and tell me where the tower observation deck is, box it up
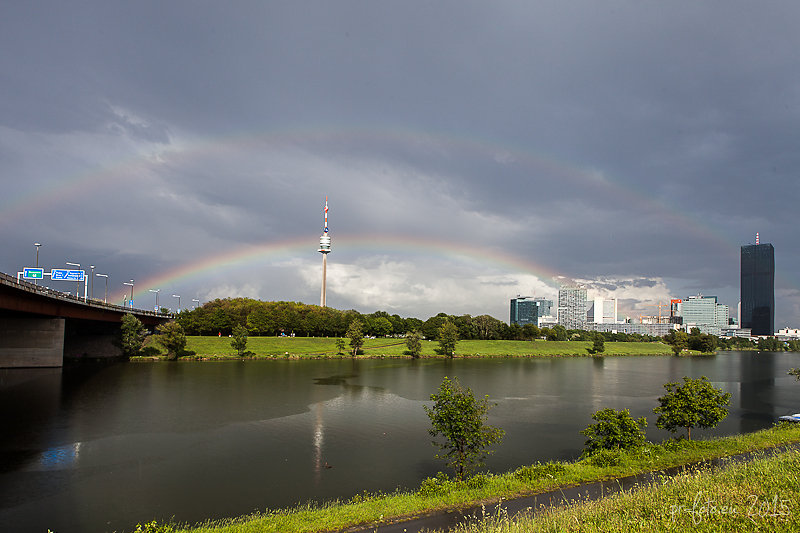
[318,197,330,307]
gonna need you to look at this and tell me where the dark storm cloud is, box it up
[1,1,799,324]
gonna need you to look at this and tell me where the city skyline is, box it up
[2,3,799,326]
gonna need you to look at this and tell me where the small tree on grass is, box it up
[581,408,647,456]
[118,313,147,357]
[405,330,422,358]
[335,338,346,355]
[423,376,504,480]
[157,321,187,361]
[346,319,364,356]
[653,376,730,440]
[586,333,605,355]
[231,324,248,356]
[437,321,459,357]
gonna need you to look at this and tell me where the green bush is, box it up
[418,472,456,496]
[588,449,624,467]
[466,473,490,489]
[514,461,567,482]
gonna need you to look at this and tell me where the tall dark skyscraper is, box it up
[740,236,774,335]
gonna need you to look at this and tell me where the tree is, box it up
[231,324,248,356]
[438,321,459,357]
[665,330,689,355]
[405,330,422,358]
[581,408,647,455]
[346,319,364,356]
[653,376,731,440]
[757,336,783,351]
[157,321,187,361]
[586,333,605,355]
[788,368,800,381]
[118,314,147,357]
[335,338,346,355]
[521,323,540,341]
[423,377,504,480]
[547,325,568,341]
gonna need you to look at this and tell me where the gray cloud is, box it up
[2,1,799,326]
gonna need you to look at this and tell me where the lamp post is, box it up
[66,261,80,298]
[149,289,160,313]
[89,265,95,300]
[192,298,200,309]
[172,294,181,313]
[96,273,108,303]
[34,243,41,285]
[123,280,134,308]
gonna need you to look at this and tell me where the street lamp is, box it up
[123,280,134,308]
[34,243,41,285]
[192,298,200,309]
[149,289,160,313]
[90,265,95,300]
[96,273,108,303]
[172,294,181,313]
[66,261,80,298]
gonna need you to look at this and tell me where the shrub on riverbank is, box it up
[169,424,800,533]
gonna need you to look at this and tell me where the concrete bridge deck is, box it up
[0,272,172,367]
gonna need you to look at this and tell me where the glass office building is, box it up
[510,296,553,327]
[741,243,774,336]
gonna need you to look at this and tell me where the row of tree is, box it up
[175,298,662,342]
[427,374,733,481]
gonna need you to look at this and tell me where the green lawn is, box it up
[135,336,677,360]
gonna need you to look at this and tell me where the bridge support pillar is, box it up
[0,318,64,368]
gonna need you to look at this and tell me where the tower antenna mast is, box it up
[318,197,331,307]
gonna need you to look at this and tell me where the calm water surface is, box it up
[2,351,800,532]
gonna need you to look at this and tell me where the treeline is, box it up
[175,298,661,342]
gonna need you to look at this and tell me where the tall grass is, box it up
[442,448,800,532]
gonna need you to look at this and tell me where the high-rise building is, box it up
[510,296,553,327]
[677,295,729,334]
[741,235,774,336]
[557,286,587,330]
[587,298,618,324]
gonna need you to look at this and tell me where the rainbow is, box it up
[4,124,760,301]
[115,232,564,304]
[1,125,738,255]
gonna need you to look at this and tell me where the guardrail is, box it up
[0,271,171,318]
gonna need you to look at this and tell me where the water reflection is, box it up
[1,353,800,533]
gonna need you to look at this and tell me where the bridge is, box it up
[0,272,171,368]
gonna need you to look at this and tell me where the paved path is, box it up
[339,442,800,533]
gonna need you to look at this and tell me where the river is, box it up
[1,351,799,532]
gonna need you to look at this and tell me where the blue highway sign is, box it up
[51,269,85,281]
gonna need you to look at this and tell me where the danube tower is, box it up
[318,197,331,307]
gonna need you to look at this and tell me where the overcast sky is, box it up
[2,1,798,326]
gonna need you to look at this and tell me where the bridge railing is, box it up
[0,272,171,318]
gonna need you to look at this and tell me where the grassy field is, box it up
[442,447,800,532]
[145,424,800,533]
[136,336,678,360]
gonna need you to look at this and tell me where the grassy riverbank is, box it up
[134,336,679,360]
[441,446,800,532]
[161,424,800,533]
